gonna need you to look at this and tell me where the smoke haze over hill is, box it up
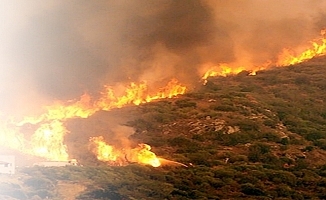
[1,0,326,115]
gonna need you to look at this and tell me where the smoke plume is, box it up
[1,0,326,116]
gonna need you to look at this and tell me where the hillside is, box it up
[2,57,326,199]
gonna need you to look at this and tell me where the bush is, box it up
[213,105,237,112]
[233,119,259,131]
[263,119,278,128]
[175,99,197,108]
[275,184,293,197]
[314,139,326,149]
[240,183,265,196]
[248,143,271,162]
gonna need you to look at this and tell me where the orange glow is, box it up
[89,136,161,167]
[277,29,326,66]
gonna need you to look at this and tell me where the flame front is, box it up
[201,29,326,81]
[97,79,186,110]
[3,28,326,164]
[201,64,245,82]
[277,29,326,66]
[0,79,184,162]
[202,64,243,79]
[89,136,161,167]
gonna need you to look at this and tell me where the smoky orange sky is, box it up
[1,0,326,116]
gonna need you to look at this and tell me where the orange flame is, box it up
[128,144,161,167]
[202,64,244,80]
[30,120,69,161]
[96,79,186,110]
[1,79,185,162]
[201,63,248,84]
[5,28,326,163]
[89,136,118,162]
[89,136,161,167]
[201,29,326,81]
[277,29,326,66]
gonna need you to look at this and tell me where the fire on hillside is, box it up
[201,29,326,82]
[0,1,326,167]
[0,79,186,167]
[1,26,326,167]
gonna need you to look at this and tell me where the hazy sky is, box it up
[1,0,326,115]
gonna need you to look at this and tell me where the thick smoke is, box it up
[1,0,326,115]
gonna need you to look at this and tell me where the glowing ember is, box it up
[89,136,161,167]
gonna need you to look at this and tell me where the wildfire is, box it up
[30,120,69,161]
[96,79,186,110]
[89,136,118,162]
[89,136,161,167]
[201,64,244,80]
[201,63,257,84]
[128,144,161,167]
[277,29,326,66]
[0,79,185,163]
[201,29,326,81]
[3,28,326,166]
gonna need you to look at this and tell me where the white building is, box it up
[0,155,15,174]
